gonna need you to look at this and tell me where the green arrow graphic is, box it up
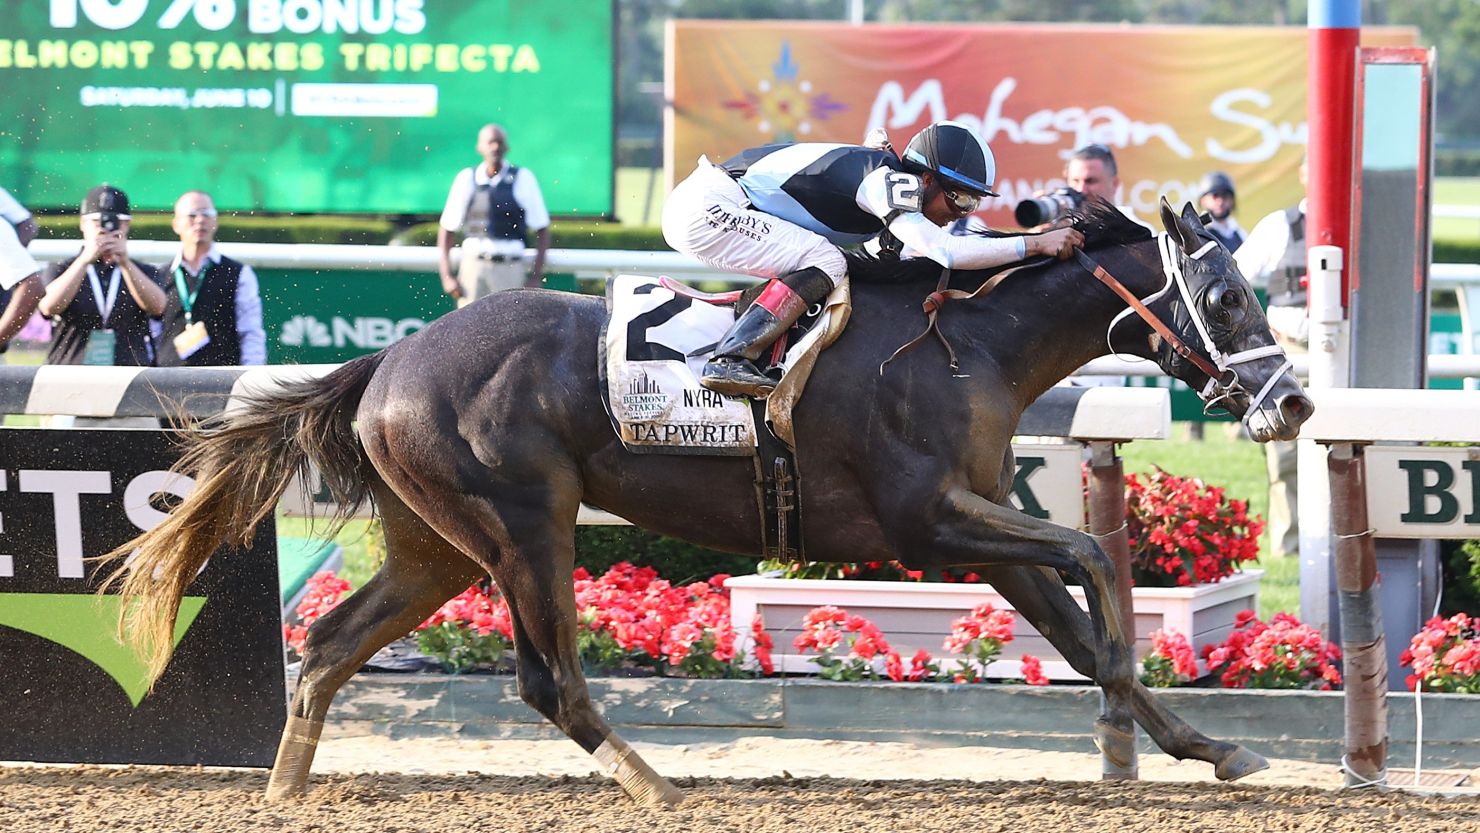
[0,594,207,707]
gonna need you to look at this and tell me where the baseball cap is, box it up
[81,184,131,218]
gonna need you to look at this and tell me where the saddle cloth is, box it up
[600,274,851,456]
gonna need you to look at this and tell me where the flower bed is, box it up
[1402,613,1480,693]
[327,675,1480,770]
[726,571,1262,681]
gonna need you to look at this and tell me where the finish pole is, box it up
[1327,443,1388,787]
[1299,0,1361,635]
[1087,441,1137,780]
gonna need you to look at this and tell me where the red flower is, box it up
[885,651,904,682]
[1120,467,1264,587]
[1203,612,1342,690]
[1020,654,1049,686]
[1401,613,1480,692]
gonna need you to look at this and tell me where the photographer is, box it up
[1018,144,1132,388]
[1015,144,1125,230]
[39,185,166,366]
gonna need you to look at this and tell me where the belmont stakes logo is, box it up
[622,372,670,420]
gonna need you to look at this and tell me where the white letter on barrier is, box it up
[20,470,112,579]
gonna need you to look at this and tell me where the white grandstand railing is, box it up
[1077,353,1480,380]
[1435,204,1480,220]
[27,239,1480,379]
[31,238,1480,285]
[28,239,741,280]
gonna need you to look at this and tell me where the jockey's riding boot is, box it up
[701,267,834,398]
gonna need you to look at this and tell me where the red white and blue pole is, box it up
[1298,0,1357,678]
[1307,0,1360,307]
[1307,0,1390,791]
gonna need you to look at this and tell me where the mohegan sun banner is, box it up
[666,21,1415,228]
[1,1,613,215]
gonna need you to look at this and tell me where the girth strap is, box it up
[750,399,803,561]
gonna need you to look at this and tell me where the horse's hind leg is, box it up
[489,510,685,807]
[385,457,685,807]
[266,485,483,800]
[978,564,1268,780]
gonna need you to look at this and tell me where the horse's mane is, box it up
[844,197,1154,285]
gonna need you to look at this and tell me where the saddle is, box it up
[599,274,852,560]
[601,274,851,453]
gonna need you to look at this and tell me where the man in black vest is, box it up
[436,123,551,308]
[1197,171,1245,253]
[154,190,266,366]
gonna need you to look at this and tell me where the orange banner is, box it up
[667,22,1415,229]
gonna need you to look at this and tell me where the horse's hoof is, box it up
[264,781,306,802]
[647,781,686,808]
[1092,718,1136,770]
[1214,746,1269,782]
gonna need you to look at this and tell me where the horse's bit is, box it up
[1083,235,1291,423]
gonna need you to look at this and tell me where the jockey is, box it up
[663,120,1084,398]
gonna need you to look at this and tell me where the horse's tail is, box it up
[101,352,388,684]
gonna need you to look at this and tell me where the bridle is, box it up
[881,230,1292,427]
[1078,234,1291,423]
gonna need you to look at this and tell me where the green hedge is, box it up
[1437,147,1480,178]
[392,221,667,250]
[573,527,759,584]
[37,214,667,250]
[1434,238,1480,264]
[1440,539,1480,617]
[37,213,399,245]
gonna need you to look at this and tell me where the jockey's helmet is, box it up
[1198,171,1236,199]
[902,121,999,197]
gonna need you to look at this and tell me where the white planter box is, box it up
[728,570,1262,682]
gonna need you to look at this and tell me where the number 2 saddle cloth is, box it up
[600,274,850,456]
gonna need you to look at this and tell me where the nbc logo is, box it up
[280,315,333,347]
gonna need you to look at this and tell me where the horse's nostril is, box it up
[1279,394,1315,426]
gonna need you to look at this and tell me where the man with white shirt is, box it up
[0,185,39,246]
[437,123,551,307]
[0,193,44,358]
[153,190,266,366]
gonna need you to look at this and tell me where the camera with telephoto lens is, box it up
[1014,187,1086,228]
[99,213,122,232]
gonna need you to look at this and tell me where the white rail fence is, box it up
[26,240,1480,380]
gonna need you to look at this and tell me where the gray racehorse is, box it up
[106,198,1312,805]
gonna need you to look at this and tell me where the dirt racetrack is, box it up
[4,764,1478,833]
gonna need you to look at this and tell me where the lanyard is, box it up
[173,261,210,325]
[85,264,122,328]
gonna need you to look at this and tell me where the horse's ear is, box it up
[1180,201,1204,231]
[1158,197,1187,249]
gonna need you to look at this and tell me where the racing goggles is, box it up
[942,185,982,214]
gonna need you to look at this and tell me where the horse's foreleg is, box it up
[492,512,685,808]
[267,492,482,801]
[899,489,1141,771]
[977,564,1268,780]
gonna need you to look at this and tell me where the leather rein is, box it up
[881,234,1291,424]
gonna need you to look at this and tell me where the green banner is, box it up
[259,268,576,363]
[1,1,613,216]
